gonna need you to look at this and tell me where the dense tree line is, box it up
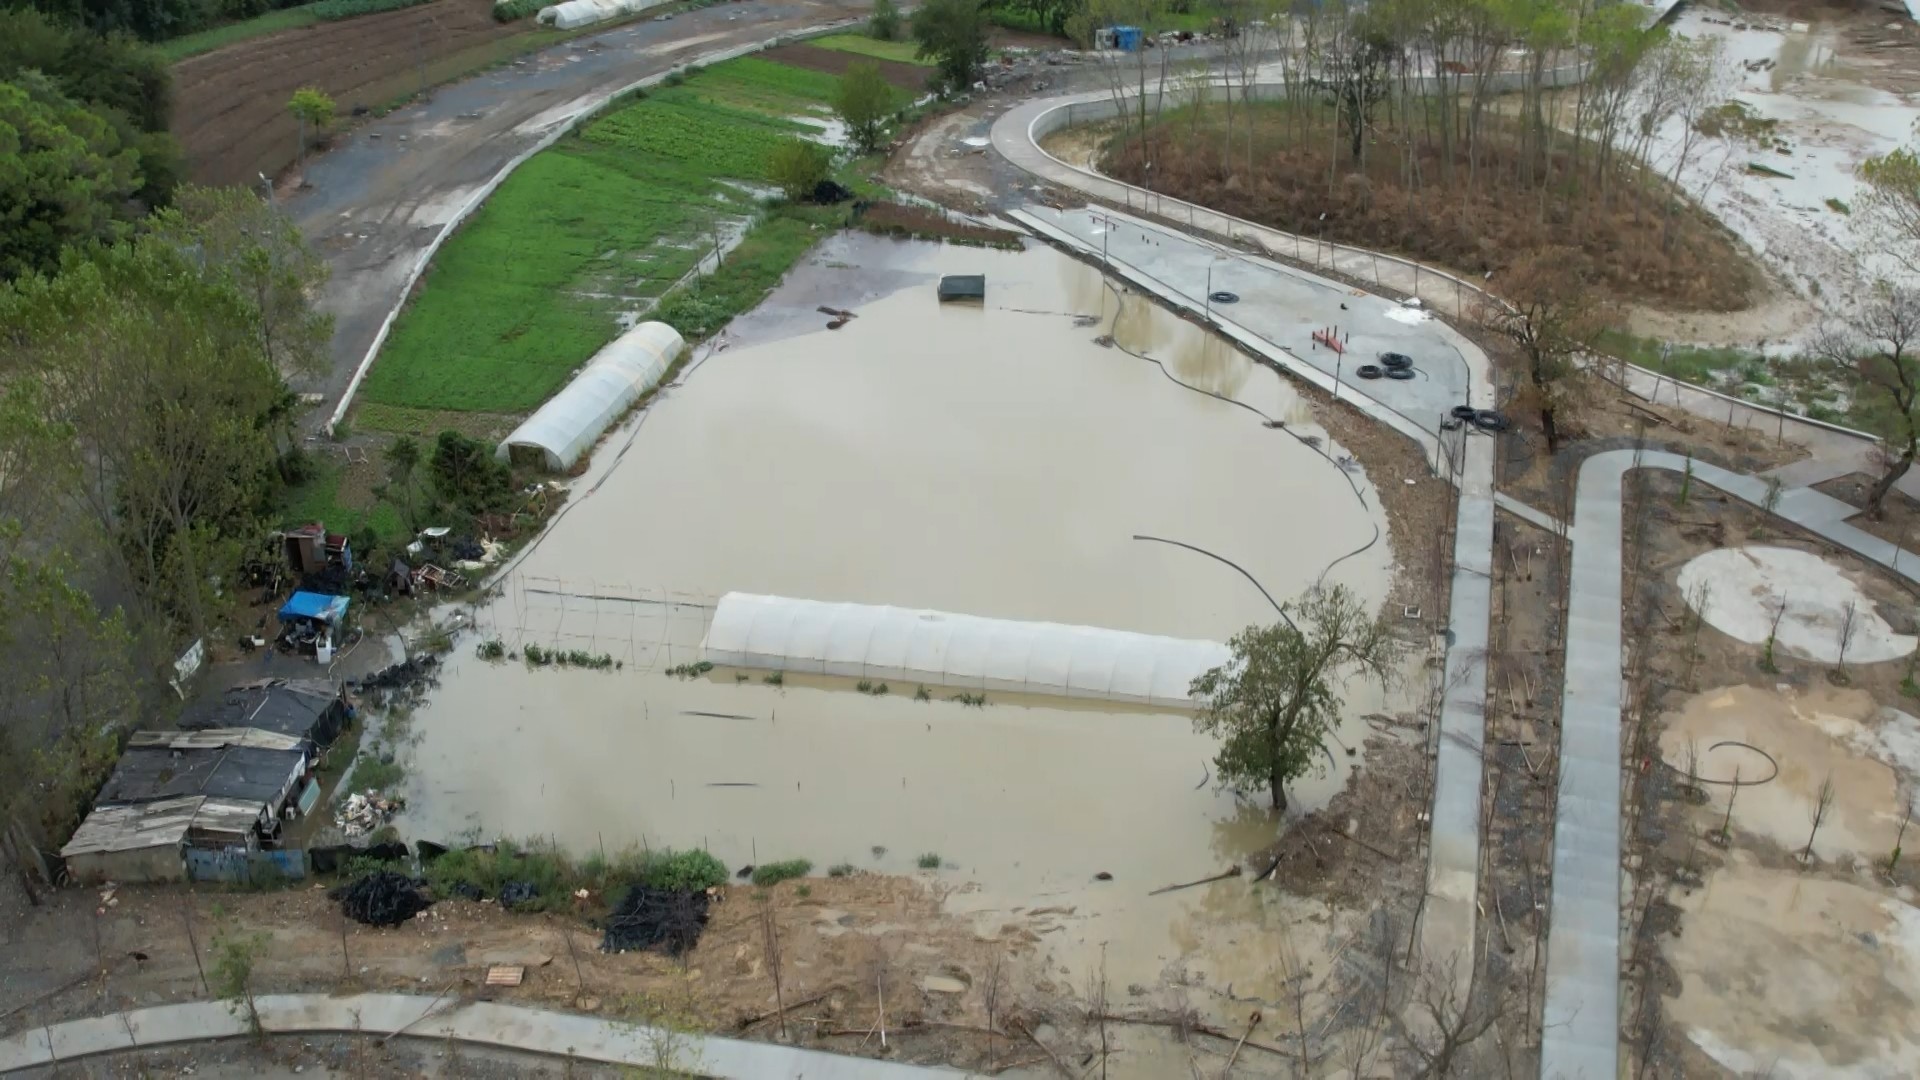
[0,9,181,280]
[0,186,328,875]
[2,0,310,43]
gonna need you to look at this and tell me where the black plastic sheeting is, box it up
[600,886,710,956]
[498,881,540,911]
[332,871,432,926]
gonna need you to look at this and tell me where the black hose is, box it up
[1096,279,1383,589]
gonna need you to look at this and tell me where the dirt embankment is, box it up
[171,0,526,188]
[1102,120,1760,314]
[0,872,1049,1072]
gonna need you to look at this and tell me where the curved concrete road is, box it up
[1542,449,1918,1080]
[285,0,867,419]
[0,990,966,1077]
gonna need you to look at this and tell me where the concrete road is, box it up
[282,0,867,423]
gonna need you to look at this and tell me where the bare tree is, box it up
[1397,952,1503,1078]
[1760,592,1787,674]
[1835,599,1860,681]
[1482,250,1610,453]
[1889,796,1913,879]
[1804,774,1837,865]
[757,898,787,1041]
[1714,765,1741,846]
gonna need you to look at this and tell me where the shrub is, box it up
[916,852,942,870]
[493,0,543,20]
[766,138,830,202]
[750,858,812,886]
[636,848,728,892]
[827,862,856,878]
[868,0,900,40]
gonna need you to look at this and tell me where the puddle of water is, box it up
[401,238,1400,1014]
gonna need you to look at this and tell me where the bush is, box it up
[308,0,433,20]
[916,851,942,869]
[766,138,830,202]
[429,430,512,516]
[749,858,812,886]
[868,0,900,40]
[425,839,575,909]
[493,0,543,20]
[636,848,728,892]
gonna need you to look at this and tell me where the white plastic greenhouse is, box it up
[497,321,684,472]
[701,593,1231,707]
[535,0,664,30]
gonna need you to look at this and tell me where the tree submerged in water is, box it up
[1190,584,1395,812]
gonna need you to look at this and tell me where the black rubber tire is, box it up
[1380,352,1413,370]
[1450,404,1479,421]
[1384,367,1416,380]
[1208,290,1239,304]
[1355,364,1384,380]
[1472,409,1511,431]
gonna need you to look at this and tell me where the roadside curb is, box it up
[0,991,970,1077]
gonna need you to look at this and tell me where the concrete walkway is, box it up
[1006,204,1496,977]
[0,992,965,1077]
[1541,449,1919,1080]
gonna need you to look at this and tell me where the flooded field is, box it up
[398,236,1403,1013]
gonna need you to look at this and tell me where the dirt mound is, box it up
[170,0,521,187]
[760,43,928,92]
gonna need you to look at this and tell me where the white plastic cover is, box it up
[701,593,1231,706]
[536,0,666,30]
[497,321,684,472]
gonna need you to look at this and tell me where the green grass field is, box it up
[811,33,931,66]
[362,58,904,419]
[278,459,406,542]
[158,6,323,60]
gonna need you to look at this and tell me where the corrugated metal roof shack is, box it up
[179,678,351,747]
[60,731,313,884]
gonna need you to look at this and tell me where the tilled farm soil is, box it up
[758,42,928,91]
[172,0,524,188]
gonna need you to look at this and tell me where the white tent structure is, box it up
[701,593,1231,707]
[534,0,665,30]
[497,321,684,472]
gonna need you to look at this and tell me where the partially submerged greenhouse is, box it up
[497,321,685,472]
[700,593,1230,706]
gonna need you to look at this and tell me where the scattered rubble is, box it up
[335,791,405,838]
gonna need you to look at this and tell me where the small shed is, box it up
[60,798,199,885]
[938,275,986,302]
[95,742,308,827]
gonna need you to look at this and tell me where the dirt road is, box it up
[283,0,867,422]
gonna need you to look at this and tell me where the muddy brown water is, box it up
[398,238,1403,1015]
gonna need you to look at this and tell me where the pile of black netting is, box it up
[331,871,432,926]
[498,881,539,911]
[600,886,710,956]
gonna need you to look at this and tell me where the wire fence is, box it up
[467,574,719,673]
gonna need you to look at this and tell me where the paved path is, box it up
[1542,449,1919,1080]
[0,991,964,1077]
[1007,204,1496,977]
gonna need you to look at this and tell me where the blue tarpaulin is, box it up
[278,592,349,625]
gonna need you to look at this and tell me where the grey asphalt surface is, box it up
[283,0,868,422]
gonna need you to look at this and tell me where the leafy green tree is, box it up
[381,435,423,531]
[0,78,143,280]
[912,0,991,94]
[1812,286,1920,520]
[834,61,894,154]
[429,431,513,517]
[211,930,268,1036]
[1190,584,1394,811]
[766,138,830,202]
[1862,147,1920,275]
[287,86,335,172]
[868,0,900,40]
[0,10,174,134]
[0,235,287,635]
